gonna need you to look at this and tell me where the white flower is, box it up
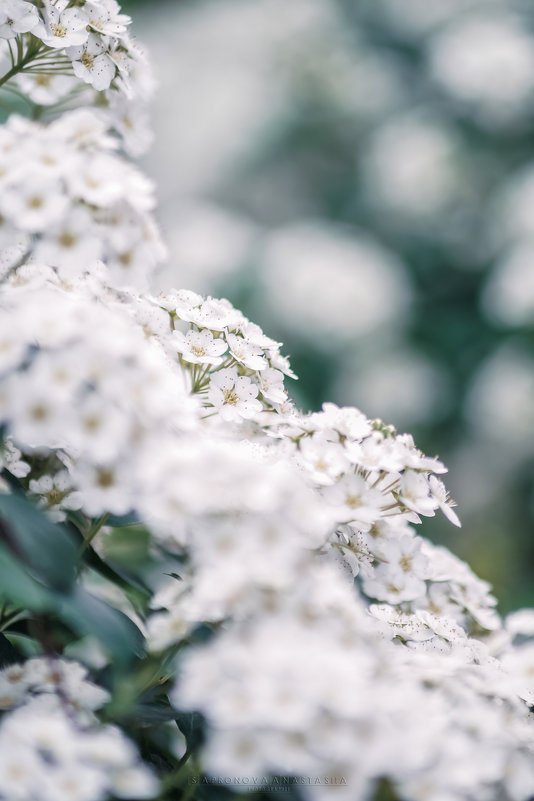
[208,368,262,422]
[175,295,243,332]
[41,763,108,801]
[0,695,157,801]
[71,393,131,462]
[0,742,43,798]
[85,0,130,38]
[29,471,83,521]
[34,0,90,50]
[68,34,117,92]
[430,14,534,121]
[173,329,227,366]
[70,461,134,517]
[373,534,430,580]
[397,469,437,517]
[4,374,69,449]
[429,475,461,527]
[0,675,27,710]
[111,765,160,800]
[147,611,189,653]
[16,73,78,106]
[104,94,153,157]
[297,433,350,486]
[0,177,68,233]
[0,0,39,38]
[226,332,267,371]
[258,367,287,404]
[362,563,427,604]
[35,210,102,271]
[1,440,30,478]
[310,402,372,440]
[322,473,384,526]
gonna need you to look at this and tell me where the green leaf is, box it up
[58,585,144,669]
[103,526,150,568]
[0,632,21,666]
[129,701,179,725]
[3,633,41,659]
[0,544,52,611]
[175,711,205,751]
[0,493,77,591]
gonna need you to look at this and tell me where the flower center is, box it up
[119,252,132,267]
[30,403,49,421]
[81,52,95,69]
[35,75,51,87]
[400,555,412,572]
[58,232,77,248]
[52,23,67,38]
[83,414,102,432]
[46,488,67,507]
[27,195,44,209]
[96,468,115,488]
[224,389,239,405]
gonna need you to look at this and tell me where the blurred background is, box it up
[123,0,534,612]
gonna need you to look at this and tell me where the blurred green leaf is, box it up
[175,711,205,751]
[0,544,52,611]
[58,585,144,669]
[0,632,21,666]
[103,526,150,569]
[0,492,77,591]
[3,633,41,659]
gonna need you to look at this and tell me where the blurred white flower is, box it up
[158,204,256,293]
[336,349,450,428]
[261,222,411,341]
[141,0,333,196]
[363,113,461,222]
[429,14,534,123]
[495,165,534,244]
[15,73,79,106]
[465,345,534,453]
[482,243,534,327]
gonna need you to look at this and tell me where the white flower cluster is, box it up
[0,1,154,157]
[0,656,109,713]
[0,111,165,286]
[266,405,499,632]
[0,260,306,529]
[0,266,199,520]
[0,657,157,801]
[174,565,534,801]
[6,254,532,801]
[158,287,295,419]
[0,697,157,801]
[1,0,132,92]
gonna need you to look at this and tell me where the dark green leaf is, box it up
[0,632,21,666]
[175,711,205,750]
[58,585,144,669]
[0,493,77,591]
[0,544,52,611]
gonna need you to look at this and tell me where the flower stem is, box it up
[0,38,56,89]
[80,513,110,556]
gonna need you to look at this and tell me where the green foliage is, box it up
[0,491,143,673]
